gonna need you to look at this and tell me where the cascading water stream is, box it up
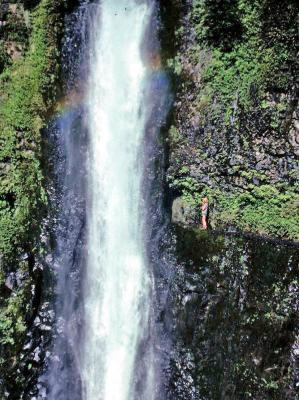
[40,1,171,399]
[82,1,152,399]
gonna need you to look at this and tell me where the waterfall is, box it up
[82,1,152,399]
[40,1,171,399]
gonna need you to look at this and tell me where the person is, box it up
[201,197,209,230]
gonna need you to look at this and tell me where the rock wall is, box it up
[163,0,299,240]
[0,0,74,396]
[167,226,299,399]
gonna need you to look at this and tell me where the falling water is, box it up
[83,1,155,399]
[40,0,171,399]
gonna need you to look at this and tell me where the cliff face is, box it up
[0,1,72,395]
[159,3,299,398]
[164,0,299,240]
[167,227,299,400]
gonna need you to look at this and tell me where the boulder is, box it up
[172,197,197,225]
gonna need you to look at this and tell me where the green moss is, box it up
[191,0,297,125]
[168,125,182,147]
[0,284,31,347]
[169,171,299,240]
[0,0,64,385]
[203,185,298,240]
[3,6,29,45]
[0,43,12,73]
[0,0,62,265]
[167,55,183,76]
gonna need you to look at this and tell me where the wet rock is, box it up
[172,196,196,225]
[255,157,272,170]
[252,176,259,185]
[4,273,15,291]
[23,340,33,351]
[293,348,299,357]
[33,316,41,327]
[167,226,299,399]
[289,128,299,156]
[33,347,41,363]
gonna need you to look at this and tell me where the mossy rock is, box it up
[0,0,65,392]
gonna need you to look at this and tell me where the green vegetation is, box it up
[1,5,29,45]
[169,170,299,240]
[208,185,299,240]
[192,0,298,122]
[0,278,32,349]
[0,43,11,72]
[0,0,64,384]
[0,0,62,266]
[167,0,299,240]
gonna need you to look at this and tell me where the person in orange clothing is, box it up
[201,197,209,230]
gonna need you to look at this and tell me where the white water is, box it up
[82,1,152,399]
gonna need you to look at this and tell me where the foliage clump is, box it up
[190,0,298,123]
